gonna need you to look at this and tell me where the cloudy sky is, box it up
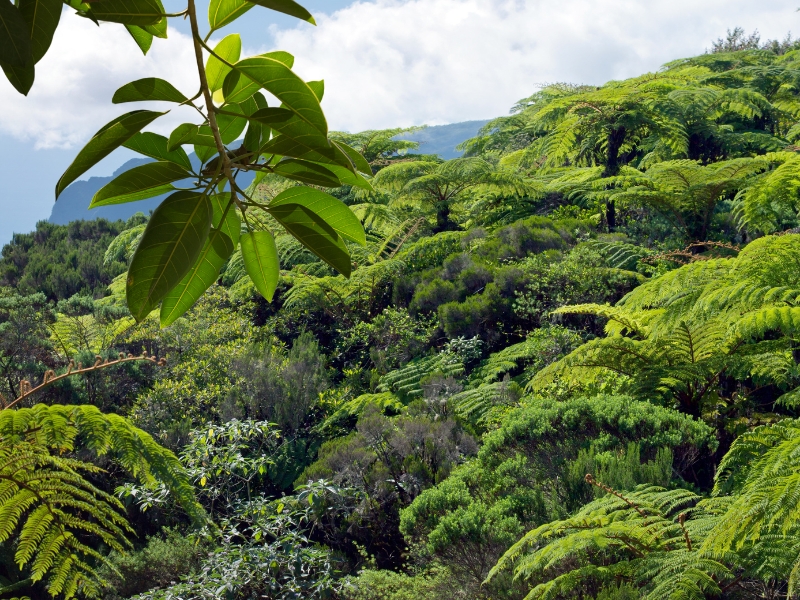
[0,0,797,244]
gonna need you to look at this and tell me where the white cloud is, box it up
[1,0,798,148]
[0,10,198,149]
[271,0,799,131]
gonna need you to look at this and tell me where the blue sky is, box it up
[0,0,798,245]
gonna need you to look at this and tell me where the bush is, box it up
[343,567,456,600]
[101,528,205,599]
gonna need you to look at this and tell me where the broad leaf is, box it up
[240,231,279,301]
[113,78,188,104]
[306,79,323,101]
[247,0,315,25]
[159,227,234,326]
[88,0,165,26]
[90,161,191,207]
[269,186,365,245]
[331,140,371,175]
[210,193,241,244]
[19,0,62,64]
[126,191,213,322]
[0,0,32,69]
[123,132,193,170]
[168,123,200,151]
[242,93,270,152]
[1,60,34,95]
[125,24,153,54]
[56,110,167,198]
[206,34,241,92]
[217,105,247,144]
[223,56,327,135]
[260,134,355,173]
[258,50,293,68]
[321,163,373,191]
[268,203,352,276]
[140,16,167,38]
[195,144,217,164]
[272,158,341,187]
[208,0,252,31]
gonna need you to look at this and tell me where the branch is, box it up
[2,353,165,411]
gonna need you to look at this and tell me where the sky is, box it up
[0,0,798,245]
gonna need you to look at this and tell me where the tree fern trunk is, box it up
[602,126,626,232]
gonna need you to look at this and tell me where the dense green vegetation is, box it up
[6,6,800,599]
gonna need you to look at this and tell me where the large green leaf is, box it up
[206,34,241,92]
[223,56,327,135]
[167,123,199,151]
[210,193,241,244]
[0,0,31,69]
[88,0,165,25]
[242,93,269,152]
[113,78,188,104]
[159,227,234,326]
[1,59,34,95]
[56,110,167,198]
[306,79,323,101]
[123,132,193,171]
[217,105,247,144]
[193,125,218,147]
[320,163,373,191]
[19,0,62,64]
[269,186,365,245]
[272,159,341,187]
[140,16,167,38]
[251,107,330,150]
[268,203,351,276]
[195,144,217,164]
[260,134,355,173]
[332,140,371,175]
[208,0,252,31]
[240,231,279,301]
[126,191,213,322]
[247,0,315,24]
[125,24,153,55]
[90,161,191,207]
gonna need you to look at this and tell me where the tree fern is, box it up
[0,404,205,598]
[487,482,736,600]
[0,442,131,598]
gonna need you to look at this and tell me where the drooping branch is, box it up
[1,353,165,411]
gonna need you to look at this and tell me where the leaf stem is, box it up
[186,0,240,208]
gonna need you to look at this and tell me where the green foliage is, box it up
[0,404,203,598]
[532,234,800,419]
[100,528,205,600]
[400,394,714,588]
[344,566,454,600]
[488,484,735,600]
[0,219,134,301]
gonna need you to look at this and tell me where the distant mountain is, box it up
[50,158,160,225]
[49,120,490,225]
[396,120,490,159]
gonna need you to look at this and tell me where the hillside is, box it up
[4,42,800,600]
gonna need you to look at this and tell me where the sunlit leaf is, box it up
[240,231,279,301]
[127,191,212,322]
[90,161,191,207]
[269,185,365,245]
[123,132,193,171]
[56,110,167,198]
[206,33,241,92]
[88,0,165,26]
[113,78,188,104]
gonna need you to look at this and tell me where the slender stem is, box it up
[186,0,240,208]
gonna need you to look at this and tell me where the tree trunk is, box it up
[434,200,455,232]
[602,126,626,232]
